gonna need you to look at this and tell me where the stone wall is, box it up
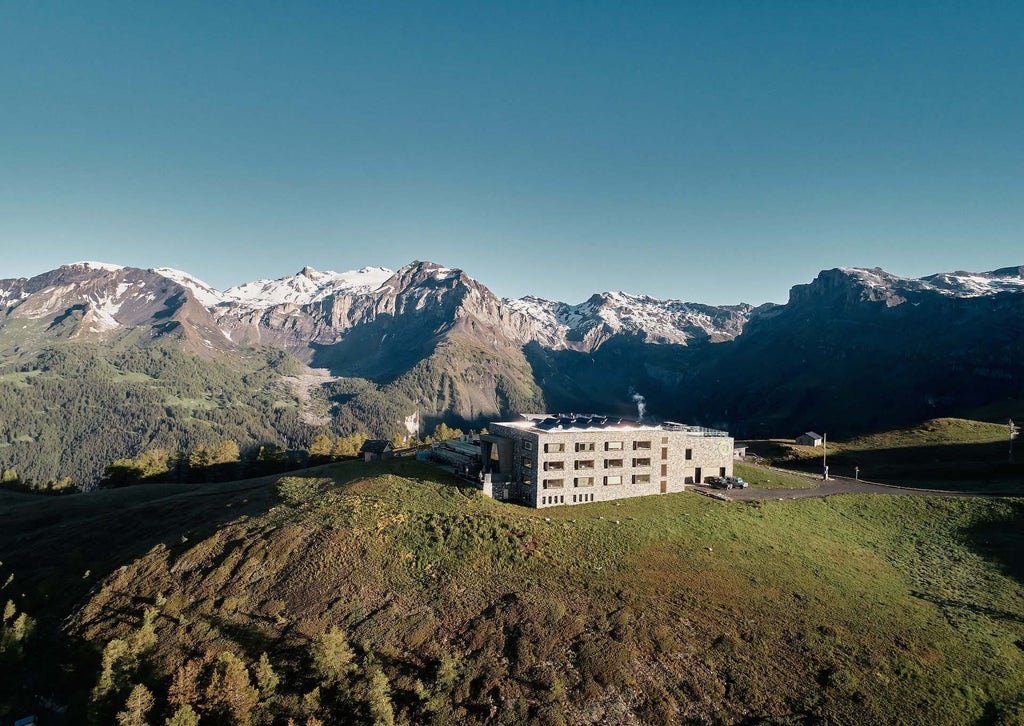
[490,423,733,508]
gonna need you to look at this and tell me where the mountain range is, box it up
[2,259,1022,487]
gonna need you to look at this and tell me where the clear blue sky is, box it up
[1,1,1021,305]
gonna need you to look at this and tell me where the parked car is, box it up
[705,476,732,489]
[726,476,748,489]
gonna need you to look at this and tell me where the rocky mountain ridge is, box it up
[5,260,1021,359]
[1,258,1022,487]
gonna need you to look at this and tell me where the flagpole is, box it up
[823,432,828,480]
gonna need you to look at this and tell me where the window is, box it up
[633,474,651,484]
[524,440,533,451]
[633,440,652,450]
[685,448,693,460]
[633,457,651,467]
[544,460,565,471]
[604,458,623,468]
[543,478,564,489]
[544,442,565,453]
[604,475,623,486]
[661,464,668,476]
[573,494,577,502]
[575,442,595,452]
[574,476,594,487]
[605,440,623,451]
[574,460,595,469]
[661,448,668,460]
[522,457,534,468]
[661,436,669,444]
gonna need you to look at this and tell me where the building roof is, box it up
[800,431,823,440]
[492,413,728,437]
[360,439,394,454]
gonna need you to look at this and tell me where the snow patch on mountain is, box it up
[224,266,394,309]
[840,266,1024,298]
[922,269,1024,297]
[154,268,228,307]
[81,301,121,333]
[69,261,124,273]
[506,291,750,347]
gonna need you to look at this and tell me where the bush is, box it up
[277,477,327,505]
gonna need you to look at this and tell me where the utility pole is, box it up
[1011,419,1018,462]
[823,431,828,481]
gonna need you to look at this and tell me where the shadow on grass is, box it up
[963,499,1024,587]
[910,590,1024,624]
[779,440,1024,493]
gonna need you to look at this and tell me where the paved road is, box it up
[692,475,996,501]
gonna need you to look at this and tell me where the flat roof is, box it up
[491,414,729,437]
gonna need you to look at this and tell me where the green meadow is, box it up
[3,458,1021,724]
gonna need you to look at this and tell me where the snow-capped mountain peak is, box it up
[153,267,228,307]
[67,261,124,273]
[223,266,395,309]
[505,290,752,349]
[827,266,1024,300]
[921,266,1024,297]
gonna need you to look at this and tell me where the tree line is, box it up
[86,603,402,725]
[98,423,474,489]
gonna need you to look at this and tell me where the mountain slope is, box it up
[0,265,318,487]
[672,266,1024,436]
[0,262,232,355]
[1,259,1022,487]
[505,293,753,350]
[4,460,1023,723]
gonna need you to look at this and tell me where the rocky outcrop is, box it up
[0,263,232,356]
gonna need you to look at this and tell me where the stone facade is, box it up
[484,415,733,508]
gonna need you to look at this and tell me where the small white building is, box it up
[795,431,823,447]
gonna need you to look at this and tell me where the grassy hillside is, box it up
[746,418,1022,494]
[2,459,1023,724]
[844,417,1010,450]
[732,462,818,489]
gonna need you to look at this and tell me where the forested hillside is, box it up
[0,340,311,489]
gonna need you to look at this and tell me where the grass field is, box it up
[733,461,818,489]
[3,458,1023,724]
[746,418,1022,494]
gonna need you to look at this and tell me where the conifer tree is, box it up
[312,627,355,686]
[255,651,279,697]
[116,683,155,726]
[366,666,395,726]
[205,652,259,725]
[164,705,200,726]
[168,659,203,709]
[92,638,133,704]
